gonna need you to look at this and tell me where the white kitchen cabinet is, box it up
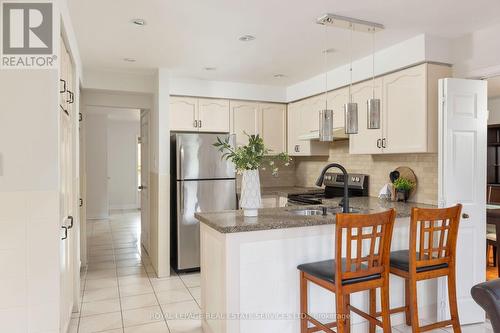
[198,98,230,133]
[170,96,198,131]
[230,101,259,146]
[287,96,329,156]
[230,101,287,153]
[260,103,286,154]
[349,79,384,154]
[348,63,451,154]
[170,97,231,133]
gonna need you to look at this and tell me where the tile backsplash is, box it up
[293,141,438,205]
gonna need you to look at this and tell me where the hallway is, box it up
[70,210,202,333]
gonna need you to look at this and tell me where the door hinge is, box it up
[79,198,83,207]
[138,137,142,144]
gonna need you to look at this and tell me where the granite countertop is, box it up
[237,186,322,197]
[195,197,437,234]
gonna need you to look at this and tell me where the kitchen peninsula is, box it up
[195,197,437,333]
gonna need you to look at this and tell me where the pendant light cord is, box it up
[372,27,375,98]
[349,24,353,103]
[324,23,328,110]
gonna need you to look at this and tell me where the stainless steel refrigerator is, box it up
[170,133,237,272]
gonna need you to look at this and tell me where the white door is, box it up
[170,97,198,131]
[260,103,286,154]
[198,98,230,133]
[438,78,487,324]
[230,101,259,146]
[140,111,150,253]
[60,38,75,330]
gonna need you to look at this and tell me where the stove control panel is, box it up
[324,173,368,189]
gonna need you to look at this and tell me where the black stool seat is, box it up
[297,259,381,285]
[390,250,449,273]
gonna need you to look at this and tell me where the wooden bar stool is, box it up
[297,209,396,333]
[386,204,462,333]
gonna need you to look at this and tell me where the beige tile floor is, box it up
[69,210,494,333]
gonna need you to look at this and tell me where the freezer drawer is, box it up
[176,179,236,270]
[175,133,235,180]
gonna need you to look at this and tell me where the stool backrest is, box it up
[335,209,396,283]
[409,204,462,270]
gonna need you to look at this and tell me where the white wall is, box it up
[452,22,500,79]
[83,70,156,94]
[107,119,140,210]
[170,77,287,102]
[85,114,109,219]
[489,97,500,125]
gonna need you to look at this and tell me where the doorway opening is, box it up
[486,75,500,281]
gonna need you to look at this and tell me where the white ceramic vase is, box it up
[240,169,261,217]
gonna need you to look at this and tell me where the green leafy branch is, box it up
[213,133,291,175]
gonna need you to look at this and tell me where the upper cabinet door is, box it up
[300,95,323,134]
[349,79,384,154]
[170,97,198,131]
[383,64,427,153]
[287,101,302,155]
[198,98,230,133]
[230,101,259,146]
[326,87,348,129]
[260,103,286,154]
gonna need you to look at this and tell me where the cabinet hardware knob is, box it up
[193,120,198,128]
[61,226,68,240]
[382,138,387,148]
[59,79,66,93]
[377,139,381,148]
[67,216,74,229]
[199,120,202,128]
[462,213,470,219]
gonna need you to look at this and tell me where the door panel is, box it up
[176,133,235,180]
[177,179,236,269]
[438,78,487,324]
[198,98,230,133]
[230,101,259,146]
[170,96,198,131]
[260,103,286,154]
[140,111,150,253]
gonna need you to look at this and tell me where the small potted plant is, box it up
[214,133,290,217]
[393,177,415,202]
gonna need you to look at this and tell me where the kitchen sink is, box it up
[288,207,362,216]
[288,208,332,216]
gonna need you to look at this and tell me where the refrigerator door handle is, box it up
[178,144,184,180]
[179,183,184,212]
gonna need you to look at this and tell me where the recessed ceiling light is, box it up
[204,67,217,71]
[322,48,336,54]
[131,18,146,26]
[238,34,256,42]
[123,58,136,62]
[273,74,286,78]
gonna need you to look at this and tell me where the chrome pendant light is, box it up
[344,23,358,134]
[319,23,334,142]
[367,27,381,129]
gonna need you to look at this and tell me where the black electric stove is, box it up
[288,173,369,205]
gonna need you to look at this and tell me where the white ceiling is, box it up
[68,0,500,86]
